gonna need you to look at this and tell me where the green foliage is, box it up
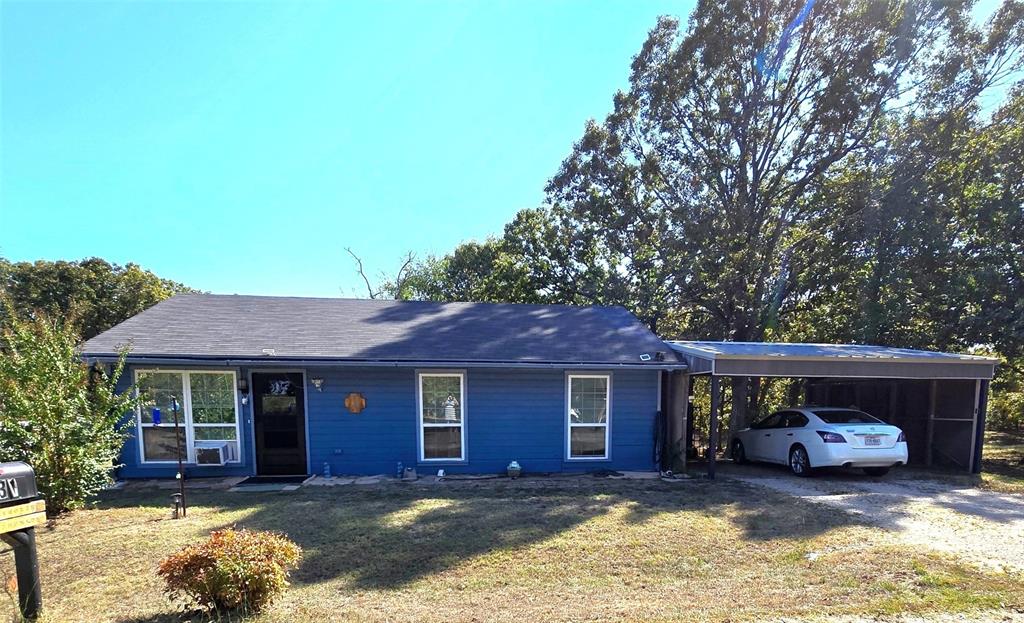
[989,358,1024,432]
[397,1,1024,433]
[0,257,196,340]
[0,310,139,513]
[158,528,302,614]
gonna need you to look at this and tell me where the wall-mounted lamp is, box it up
[238,377,250,405]
[311,378,325,392]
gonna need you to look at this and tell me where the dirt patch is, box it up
[770,611,1024,622]
[724,463,1024,573]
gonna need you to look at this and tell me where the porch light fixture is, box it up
[237,377,250,406]
[311,378,325,392]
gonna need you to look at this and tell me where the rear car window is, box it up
[783,413,809,428]
[752,414,783,429]
[812,409,883,424]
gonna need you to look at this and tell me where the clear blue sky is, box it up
[0,1,1007,297]
[1,0,688,296]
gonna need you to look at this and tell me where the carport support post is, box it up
[972,380,989,474]
[668,371,690,473]
[926,380,937,467]
[708,375,720,479]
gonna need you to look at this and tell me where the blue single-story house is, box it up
[81,294,686,478]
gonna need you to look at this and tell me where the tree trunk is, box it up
[727,376,749,446]
[748,376,762,418]
[787,379,802,406]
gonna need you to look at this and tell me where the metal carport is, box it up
[660,342,998,478]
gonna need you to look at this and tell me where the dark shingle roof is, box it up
[81,294,677,366]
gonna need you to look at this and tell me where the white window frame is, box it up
[566,373,611,460]
[134,369,242,465]
[417,371,467,462]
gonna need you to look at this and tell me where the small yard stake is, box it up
[172,396,187,518]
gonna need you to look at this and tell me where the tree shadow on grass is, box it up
[105,476,871,622]
[116,477,868,588]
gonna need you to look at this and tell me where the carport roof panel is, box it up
[665,341,997,379]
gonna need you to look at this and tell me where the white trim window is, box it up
[567,374,610,459]
[418,372,466,461]
[135,370,241,464]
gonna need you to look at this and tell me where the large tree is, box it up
[400,0,1023,434]
[0,257,195,340]
[548,0,1022,433]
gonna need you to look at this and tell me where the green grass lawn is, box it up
[1,477,1021,623]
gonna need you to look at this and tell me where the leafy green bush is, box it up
[0,310,138,513]
[158,528,302,613]
[988,357,1023,432]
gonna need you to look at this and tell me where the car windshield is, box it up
[812,409,883,424]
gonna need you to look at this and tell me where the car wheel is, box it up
[789,445,813,477]
[731,440,747,464]
[863,467,890,477]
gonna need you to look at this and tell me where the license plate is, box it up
[865,436,881,446]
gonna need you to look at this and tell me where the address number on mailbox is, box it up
[0,463,39,506]
[0,478,22,501]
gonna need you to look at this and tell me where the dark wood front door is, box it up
[252,372,308,475]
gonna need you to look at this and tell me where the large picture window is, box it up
[418,372,465,461]
[135,370,241,464]
[567,374,610,459]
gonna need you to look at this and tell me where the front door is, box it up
[252,372,308,475]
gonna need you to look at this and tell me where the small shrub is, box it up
[158,528,302,613]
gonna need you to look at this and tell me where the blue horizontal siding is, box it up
[115,363,660,477]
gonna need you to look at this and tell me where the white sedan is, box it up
[730,407,908,477]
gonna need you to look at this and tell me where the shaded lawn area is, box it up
[2,478,1022,623]
[887,431,1024,494]
[980,431,1024,494]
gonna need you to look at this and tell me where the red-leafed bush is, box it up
[158,528,302,613]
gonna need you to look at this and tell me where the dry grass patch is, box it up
[1,478,1021,623]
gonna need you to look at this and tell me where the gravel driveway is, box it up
[723,464,1024,572]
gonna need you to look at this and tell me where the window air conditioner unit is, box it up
[194,441,233,466]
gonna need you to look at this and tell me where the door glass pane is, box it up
[423,426,462,459]
[190,373,236,424]
[570,426,606,457]
[142,427,184,461]
[421,376,462,423]
[262,395,297,416]
[259,377,299,449]
[570,377,608,423]
[137,372,184,424]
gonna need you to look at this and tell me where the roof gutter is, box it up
[82,353,687,371]
[665,344,998,365]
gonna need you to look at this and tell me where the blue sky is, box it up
[0,1,1008,297]
[1,0,688,296]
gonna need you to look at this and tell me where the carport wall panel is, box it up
[306,367,661,476]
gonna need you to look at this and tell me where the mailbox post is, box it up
[0,462,45,620]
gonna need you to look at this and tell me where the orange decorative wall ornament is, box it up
[344,393,367,414]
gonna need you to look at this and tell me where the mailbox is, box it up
[0,462,40,506]
[0,461,44,620]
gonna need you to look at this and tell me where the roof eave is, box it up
[81,352,687,371]
[663,342,998,364]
